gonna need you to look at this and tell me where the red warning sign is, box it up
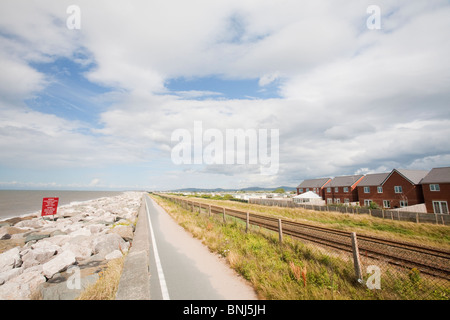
[41,197,59,217]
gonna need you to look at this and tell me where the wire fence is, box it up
[158,194,450,300]
[249,198,450,225]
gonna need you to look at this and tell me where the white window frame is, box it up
[327,198,333,204]
[394,186,403,193]
[430,184,440,192]
[334,198,340,204]
[344,198,350,204]
[377,186,383,193]
[343,187,349,193]
[364,199,372,206]
[364,186,370,193]
[400,200,408,207]
[383,200,391,208]
[327,187,331,193]
[335,187,339,193]
[433,201,448,214]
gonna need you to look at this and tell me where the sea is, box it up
[0,190,125,221]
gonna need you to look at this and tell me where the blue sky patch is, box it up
[166,76,282,100]
[26,57,112,125]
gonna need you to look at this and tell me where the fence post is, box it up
[246,212,249,233]
[351,232,363,283]
[416,212,419,224]
[208,205,211,217]
[223,207,226,224]
[278,219,283,244]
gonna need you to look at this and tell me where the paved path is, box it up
[144,195,257,300]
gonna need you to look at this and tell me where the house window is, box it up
[327,187,331,193]
[377,187,383,193]
[306,188,309,192]
[383,200,391,208]
[327,198,333,204]
[400,200,408,207]
[344,198,350,204]
[364,199,372,206]
[335,187,339,192]
[343,187,349,193]
[364,187,370,193]
[394,186,403,193]
[299,188,303,193]
[430,184,440,192]
[334,198,340,204]
[433,201,448,214]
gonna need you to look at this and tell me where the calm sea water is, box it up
[0,190,124,220]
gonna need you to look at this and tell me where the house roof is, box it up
[293,191,321,199]
[329,175,364,187]
[382,169,429,185]
[421,167,450,184]
[297,178,331,189]
[358,173,390,186]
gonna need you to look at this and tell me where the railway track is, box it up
[162,196,450,280]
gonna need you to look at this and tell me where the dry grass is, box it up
[76,256,126,300]
[179,196,450,249]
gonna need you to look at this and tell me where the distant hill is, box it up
[168,186,296,193]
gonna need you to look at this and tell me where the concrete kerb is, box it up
[115,196,151,300]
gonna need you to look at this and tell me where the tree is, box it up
[273,188,285,193]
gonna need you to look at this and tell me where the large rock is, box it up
[108,224,134,241]
[14,218,44,229]
[42,250,76,279]
[92,233,128,258]
[60,243,92,262]
[0,226,28,240]
[105,250,123,260]
[32,235,70,248]
[0,267,23,285]
[68,227,91,238]
[0,247,21,272]
[0,270,46,300]
[24,232,51,244]
[21,246,58,269]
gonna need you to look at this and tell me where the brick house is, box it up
[357,172,390,208]
[296,178,331,199]
[421,167,450,214]
[377,169,429,209]
[325,175,364,205]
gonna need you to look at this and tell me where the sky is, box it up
[0,0,449,191]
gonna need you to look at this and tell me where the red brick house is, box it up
[296,178,331,199]
[357,172,390,208]
[325,175,364,205]
[421,167,450,214]
[377,169,428,209]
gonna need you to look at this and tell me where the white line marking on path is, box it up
[145,196,170,300]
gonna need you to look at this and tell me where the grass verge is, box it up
[151,194,450,300]
[177,196,450,248]
[76,255,126,300]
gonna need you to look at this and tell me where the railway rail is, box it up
[159,195,450,281]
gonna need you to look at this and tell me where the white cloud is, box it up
[0,0,449,189]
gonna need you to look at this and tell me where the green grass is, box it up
[174,196,450,249]
[151,194,450,300]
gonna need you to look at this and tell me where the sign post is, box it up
[41,197,59,220]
